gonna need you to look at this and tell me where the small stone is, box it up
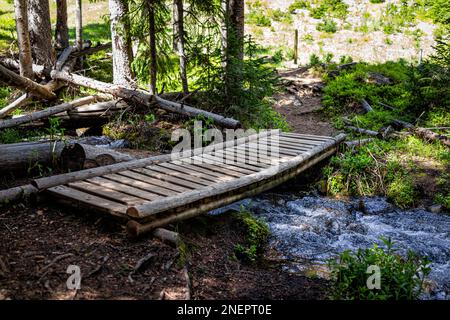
[428,204,442,214]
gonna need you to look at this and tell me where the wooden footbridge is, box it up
[31,131,346,236]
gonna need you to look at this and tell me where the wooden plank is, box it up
[112,171,187,194]
[265,138,315,149]
[199,154,264,173]
[168,161,235,180]
[238,143,299,157]
[136,168,206,189]
[263,140,311,152]
[150,164,213,186]
[280,132,331,141]
[86,176,162,201]
[233,145,293,163]
[180,159,246,178]
[158,162,223,183]
[218,148,272,166]
[47,185,127,217]
[68,180,146,206]
[278,136,325,146]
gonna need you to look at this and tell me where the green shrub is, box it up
[308,54,322,67]
[329,238,431,300]
[268,9,293,24]
[288,0,310,12]
[316,19,338,33]
[310,0,349,20]
[370,0,385,3]
[387,176,417,208]
[302,33,314,44]
[247,10,272,27]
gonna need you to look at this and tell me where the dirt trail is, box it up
[274,68,338,136]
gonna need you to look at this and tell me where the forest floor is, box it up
[0,200,329,300]
[0,68,332,300]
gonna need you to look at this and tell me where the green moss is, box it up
[233,206,269,264]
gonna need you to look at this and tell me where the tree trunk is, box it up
[148,0,157,94]
[0,184,38,204]
[173,0,188,94]
[392,119,450,147]
[61,143,134,170]
[55,0,69,49]
[0,141,65,174]
[222,0,245,103]
[109,0,134,86]
[228,0,245,61]
[75,0,83,50]
[13,0,33,79]
[28,0,55,68]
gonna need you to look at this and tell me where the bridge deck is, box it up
[46,132,345,236]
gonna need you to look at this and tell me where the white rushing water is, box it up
[211,196,450,300]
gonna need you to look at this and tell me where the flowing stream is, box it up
[211,195,450,300]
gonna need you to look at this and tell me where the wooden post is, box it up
[294,29,298,65]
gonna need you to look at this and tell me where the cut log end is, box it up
[126,207,141,218]
[126,220,142,237]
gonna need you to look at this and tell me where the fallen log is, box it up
[0,93,29,119]
[0,184,38,204]
[61,143,134,170]
[0,95,105,129]
[0,140,65,173]
[0,64,56,100]
[0,57,49,78]
[49,70,241,128]
[70,42,111,58]
[153,228,180,245]
[345,125,379,136]
[392,119,450,147]
[55,46,74,71]
[343,138,374,149]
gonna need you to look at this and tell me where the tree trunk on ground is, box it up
[0,95,103,129]
[75,0,83,50]
[28,0,55,68]
[55,0,69,48]
[173,0,188,94]
[0,141,65,174]
[392,119,450,147]
[109,0,135,86]
[61,143,134,170]
[13,0,33,79]
[148,0,157,94]
[0,184,38,204]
